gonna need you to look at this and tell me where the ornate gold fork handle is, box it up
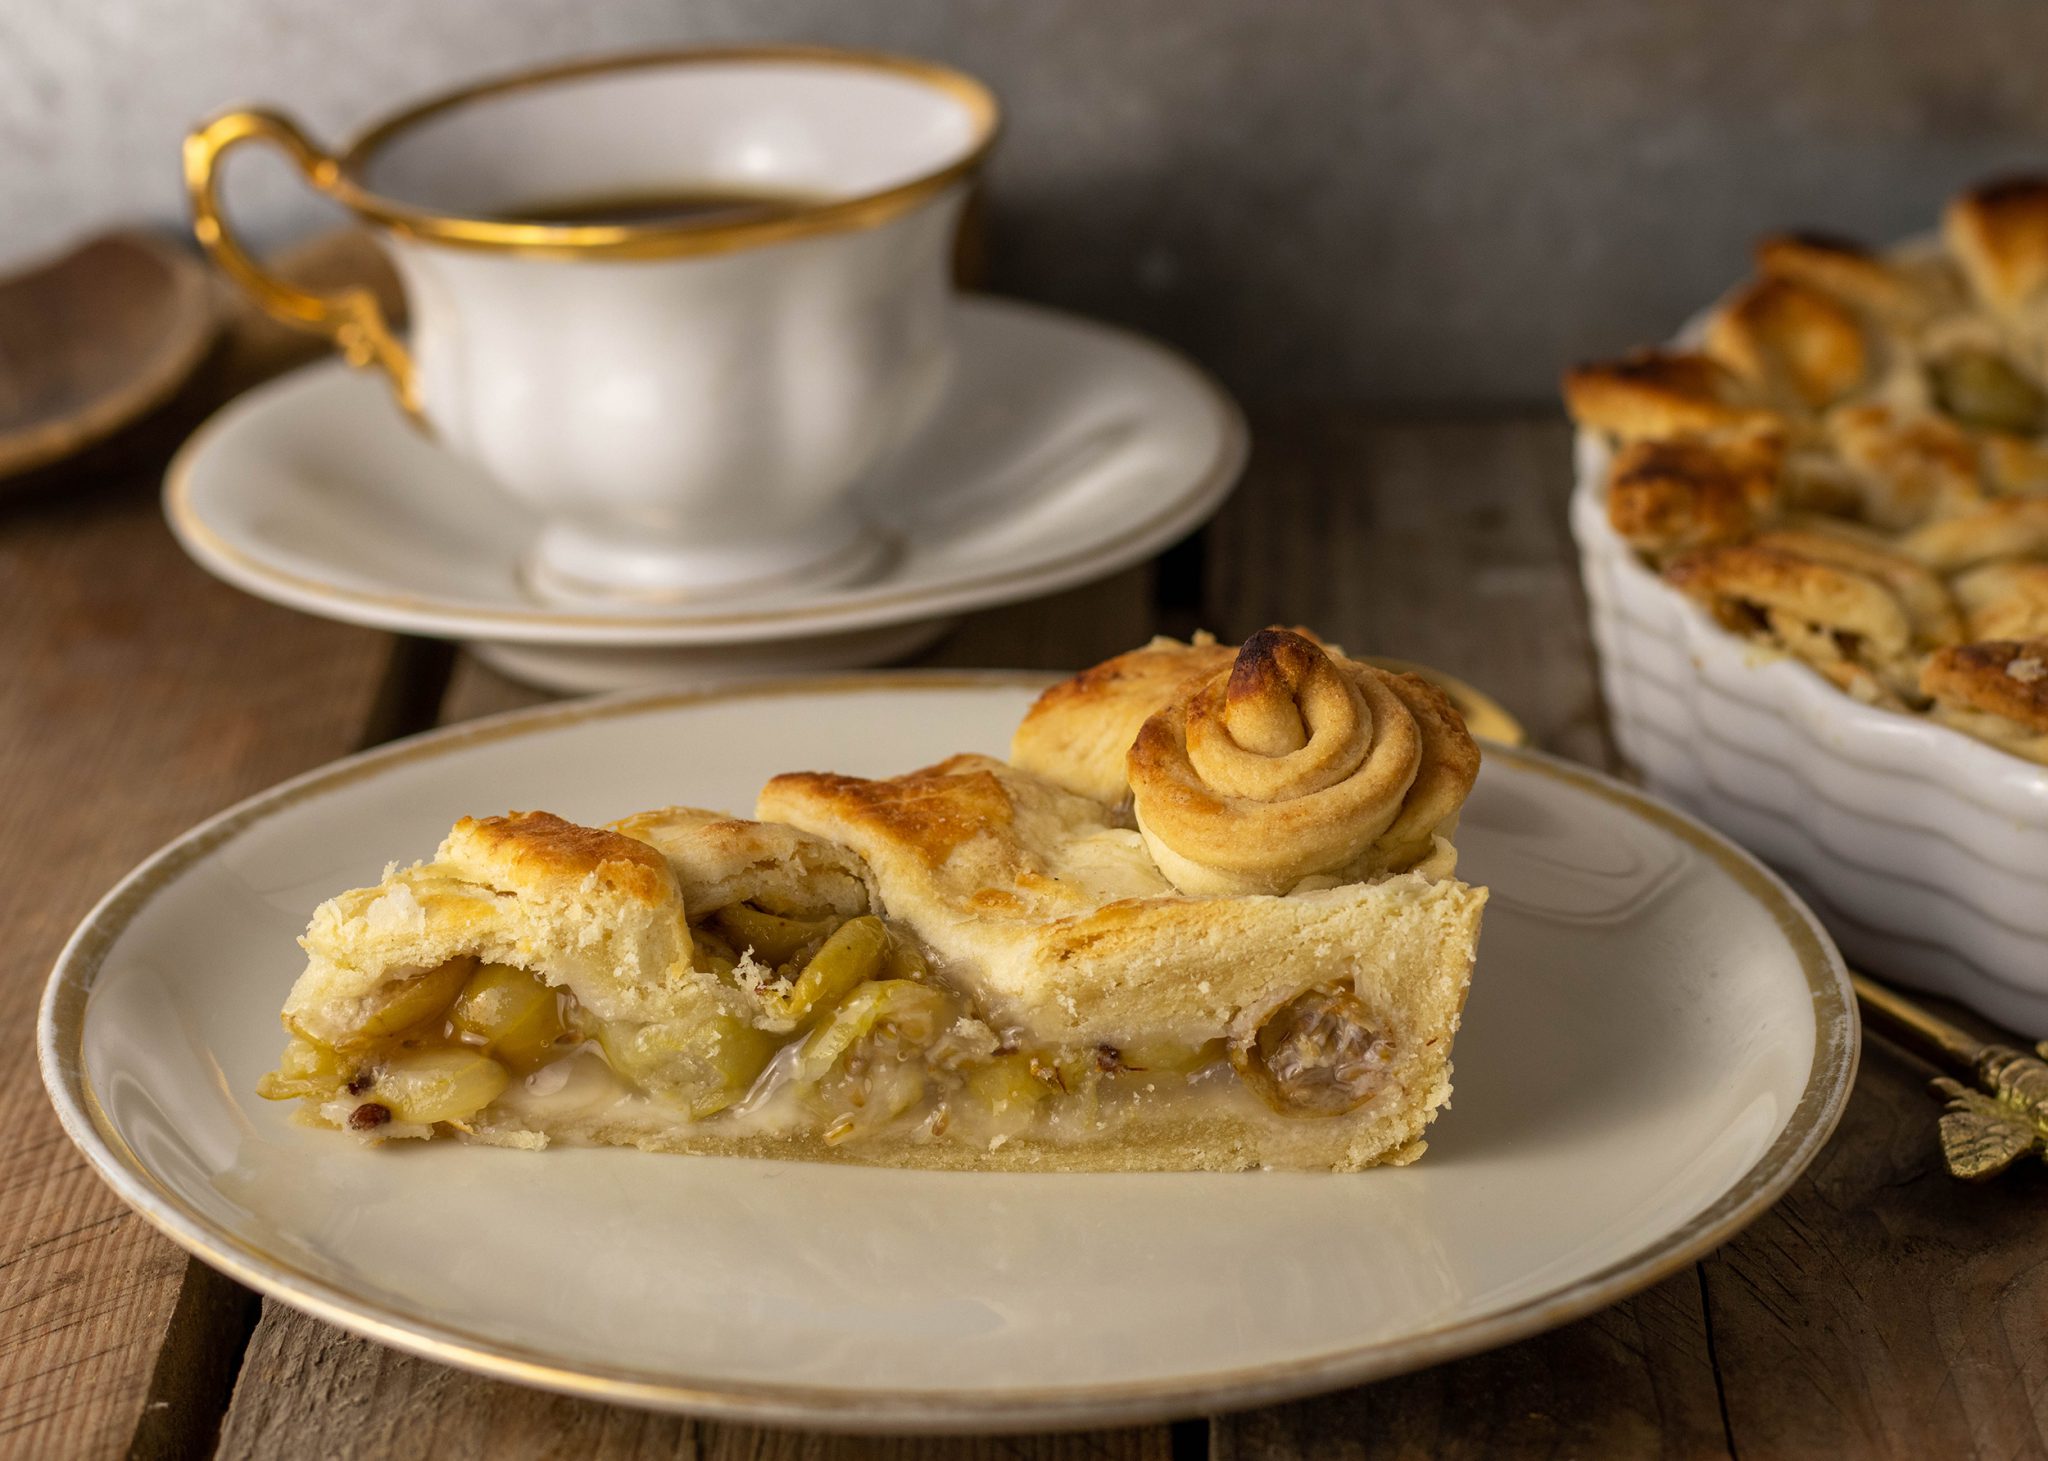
[1852,971,2048,1181]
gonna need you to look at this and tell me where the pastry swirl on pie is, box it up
[1123,629,1477,894]
[1564,173,2048,766]
[259,630,1488,1172]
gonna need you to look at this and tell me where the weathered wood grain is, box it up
[25,402,2048,1461]
[0,227,414,1460]
[1705,1030,2048,1460]
[0,482,394,1458]
[216,574,1176,1460]
[0,231,216,483]
[433,563,1160,720]
[1205,411,1612,767]
[438,652,555,724]
[1205,410,1737,1460]
[218,1312,1174,1461]
[918,567,1158,673]
[214,1317,699,1461]
[1213,1271,1729,1461]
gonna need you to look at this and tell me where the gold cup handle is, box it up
[184,108,420,418]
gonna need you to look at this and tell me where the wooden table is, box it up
[5,319,2046,1461]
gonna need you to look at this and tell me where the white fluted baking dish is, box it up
[1573,430,2048,1032]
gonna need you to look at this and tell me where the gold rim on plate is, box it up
[35,673,1855,1433]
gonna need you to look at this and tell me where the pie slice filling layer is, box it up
[261,629,1490,1172]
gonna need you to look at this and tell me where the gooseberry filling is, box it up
[257,953,572,1129]
[1927,347,2048,436]
[260,901,1396,1144]
[1230,983,1391,1117]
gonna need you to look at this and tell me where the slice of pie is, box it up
[259,628,1489,1171]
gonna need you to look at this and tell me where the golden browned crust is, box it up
[1945,177,2048,316]
[1562,350,1777,439]
[1662,533,1962,708]
[764,754,1168,934]
[606,805,872,919]
[1667,543,1911,656]
[1980,433,2048,496]
[764,755,1021,869]
[1126,629,1480,895]
[1754,232,1928,325]
[1604,429,1782,556]
[449,811,672,905]
[278,621,1495,1172]
[1581,178,2048,765]
[1010,633,1240,803]
[1954,560,2048,641]
[1921,639,2048,733]
[1748,526,1963,648]
[289,811,700,1049]
[1901,496,2048,572]
[1357,672,1481,857]
[757,747,1486,1170]
[1822,403,1984,531]
[1705,276,1871,410]
[284,758,1486,1171]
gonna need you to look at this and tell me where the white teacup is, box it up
[186,48,998,603]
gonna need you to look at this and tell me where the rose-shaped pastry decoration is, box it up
[1126,627,1480,895]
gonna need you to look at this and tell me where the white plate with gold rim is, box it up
[38,675,1854,1432]
[164,298,1245,692]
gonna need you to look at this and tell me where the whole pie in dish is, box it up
[258,629,1489,1172]
[1564,175,2048,764]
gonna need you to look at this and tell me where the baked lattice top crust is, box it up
[260,630,1489,1172]
[1564,175,2048,764]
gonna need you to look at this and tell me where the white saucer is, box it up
[41,676,1854,1431]
[165,298,1245,690]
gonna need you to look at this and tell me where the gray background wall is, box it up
[5,0,2046,404]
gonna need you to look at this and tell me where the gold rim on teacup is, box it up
[183,45,1002,421]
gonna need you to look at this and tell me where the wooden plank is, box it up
[437,652,554,725]
[222,1306,1172,1461]
[0,478,395,1458]
[219,584,1177,1458]
[1704,1028,2048,1460]
[1204,409,1731,1459]
[432,564,1161,724]
[1213,1271,1727,1461]
[0,228,413,1460]
[919,567,1159,672]
[213,1319,702,1461]
[167,406,2048,1457]
[1202,411,1613,767]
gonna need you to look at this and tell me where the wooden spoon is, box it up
[0,231,217,483]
